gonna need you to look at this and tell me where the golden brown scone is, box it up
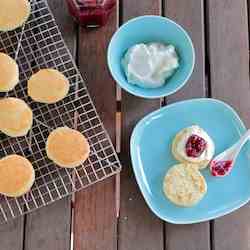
[163,163,207,207]
[0,155,35,197]
[46,127,90,168]
[0,53,19,92]
[0,0,31,31]
[28,69,70,104]
[0,97,33,137]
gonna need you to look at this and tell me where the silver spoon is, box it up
[210,129,250,177]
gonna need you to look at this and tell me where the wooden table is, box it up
[1,0,250,249]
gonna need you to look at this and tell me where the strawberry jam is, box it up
[185,135,207,158]
[210,160,233,177]
[66,0,116,27]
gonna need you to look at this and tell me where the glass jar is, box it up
[66,0,116,27]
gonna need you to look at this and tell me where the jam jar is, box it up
[66,0,116,27]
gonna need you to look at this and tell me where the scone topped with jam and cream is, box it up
[172,125,215,169]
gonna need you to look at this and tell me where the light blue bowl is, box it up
[107,15,195,98]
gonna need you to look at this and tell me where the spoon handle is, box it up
[232,129,250,162]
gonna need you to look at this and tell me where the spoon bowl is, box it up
[210,129,250,177]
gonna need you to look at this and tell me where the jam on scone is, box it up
[185,134,207,158]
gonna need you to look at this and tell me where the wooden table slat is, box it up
[25,199,71,250]
[166,0,206,102]
[164,1,210,250]
[119,1,164,250]
[24,1,75,250]
[0,218,24,250]
[73,8,118,250]
[208,0,250,250]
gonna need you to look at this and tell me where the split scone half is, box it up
[0,0,31,31]
[163,163,207,207]
[172,125,215,169]
[0,155,35,197]
[46,127,90,168]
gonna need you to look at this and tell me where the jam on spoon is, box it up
[185,135,207,158]
[210,130,250,177]
[210,160,233,177]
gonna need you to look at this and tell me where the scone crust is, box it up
[28,69,70,104]
[0,0,31,31]
[0,155,35,197]
[163,163,207,207]
[46,127,90,168]
[0,97,33,137]
[0,53,19,92]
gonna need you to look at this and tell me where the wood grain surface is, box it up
[207,0,250,250]
[25,199,71,250]
[165,0,206,102]
[164,1,210,250]
[119,1,163,250]
[0,218,24,250]
[73,8,118,250]
[24,1,75,250]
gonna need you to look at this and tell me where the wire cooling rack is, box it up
[0,0,121,224]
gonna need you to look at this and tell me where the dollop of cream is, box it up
[122,42,179,88]
[176,125,215,163]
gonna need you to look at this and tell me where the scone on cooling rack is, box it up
[28,69,70,104]
[0,97,33,137]
[0,53,19,92]
[0,155,35,197]
[172,125,215,169]
[163,163,207,207]
[46,127,90,168]
[0,0,31,31]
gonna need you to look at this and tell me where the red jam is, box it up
[185,135,207,158]
[210,160,233,177]
[66,0,116,27]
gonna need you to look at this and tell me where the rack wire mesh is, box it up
[0,0,121,224]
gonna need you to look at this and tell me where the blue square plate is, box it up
[130,98,250,224]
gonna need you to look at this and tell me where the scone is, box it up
[28,69,70,104]
[46,127,90,168]
[0,97,33,137]
[0,53,19,92]
[172,125,215,169]
[163,163,207,207]
[0,0,31,31]
[0,155,35,197]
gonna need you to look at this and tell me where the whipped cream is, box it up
[176,125,215,163]
[122,42,179,88]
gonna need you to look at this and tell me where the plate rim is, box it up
[130,98,248,224]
